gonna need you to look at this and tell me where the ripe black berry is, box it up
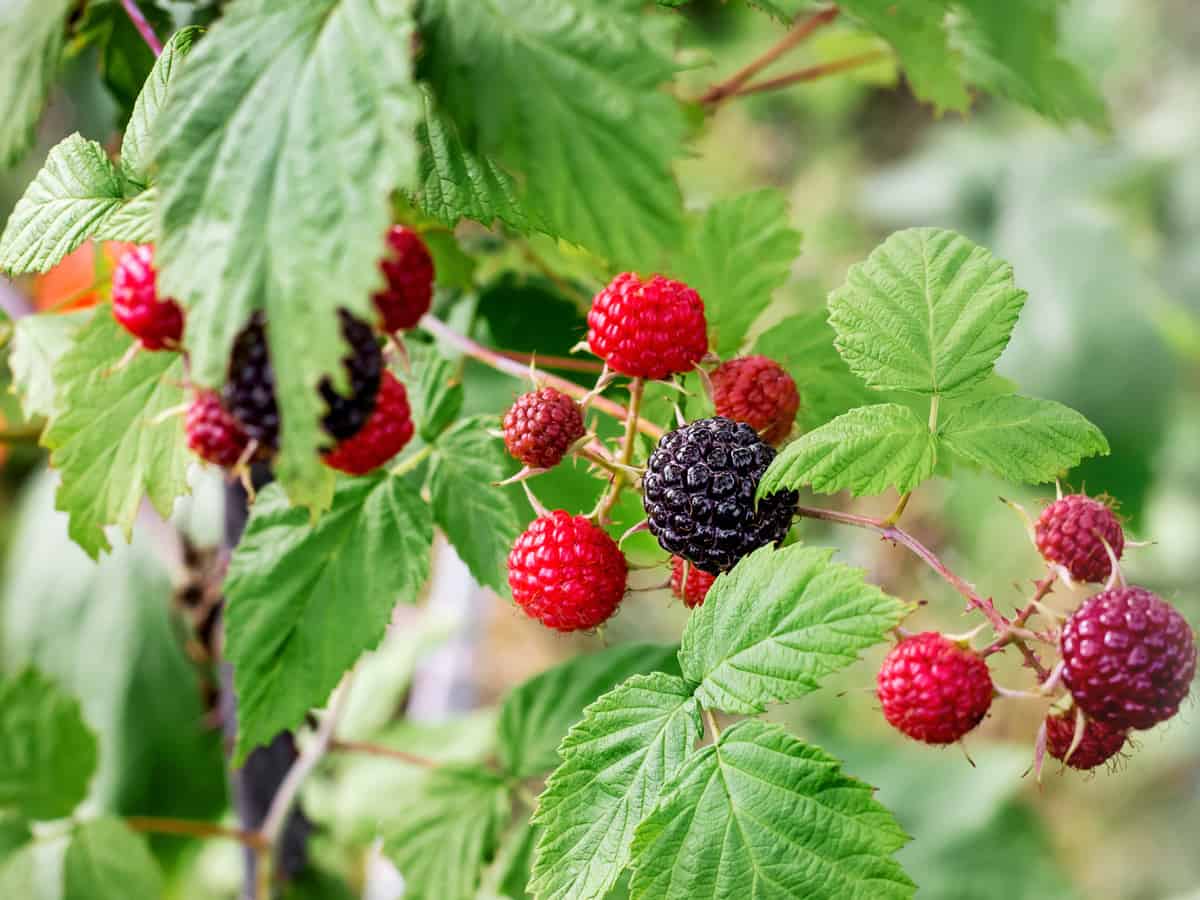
[224,313,279,450]
[318,309,383,442]
[643,417,797,574]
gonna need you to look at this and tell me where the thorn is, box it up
[239,466,257,504]
[106,341,141,376]
[994,684,1042,700]
[1055,479,1064,501]
[1052,563,1077,591]
[486,428,506,440]
[999,496,1038,547]
[521,480,550,518]
[1097,532,1126,590]
[1064,706,1087,767]
[568,339,591,356]
[1032,718,1049,785]
[1125,538,1155,548]
[693,363,714,403]
[1038,660,1065,696]
[943,622,989,646]
[386,334,412,374]
[579,365,614,410]
[150,402,190,425]
[673,403,687,427]
[956,740,977,768]
[618,519,649,548]
[495,466,548,486]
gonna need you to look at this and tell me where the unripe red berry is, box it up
[507,511,628,632]
[186,390,250,468]
[323,371,414,475]
[502,388,585,470]
[669,556,716,609]
[1044,710,1128,771]
[1035,494,1124,583]
[586,272,708,380]
[710,355,800,446]
[373,226,434,332]
[111,244,184,350]
[877,632,994,745]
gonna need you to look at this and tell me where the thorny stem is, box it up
[595,378,644,523]
[983,573,1057,660]
[125,817,267,851]
[330,739,439,769]
[497,350,605,374]
[121,0,164,56]
[420,315,664,440]
[727,51,891,100]
[576,445,627,478]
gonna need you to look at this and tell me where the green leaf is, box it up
[939,394,1109,484]
[530,673,703,900]
[63,817,163,900]
[0,669,97,821]
[0,817,31,865]
[418,0,685,268]
[672,190,801,356]
[0,0,74,166]
[156,0,420,510]
[429,416,523,593]
[42,309,190,558]
[0,134,126,275]
[10,310,94,420]
[629,720,913,900]
[0,840,48,899]
[121,26,202,187]
[91,186,157,244]
[225,475,433,762]
[759,403,937,497]
[67,0,173,124]
[828,228,1027,396]
[384,767,511,900]
[478,819,538,900]
[497,642,680,778]
[679,545,910,716]
[411,351,464,444]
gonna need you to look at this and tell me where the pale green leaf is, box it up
[120,27,202,186]
[629,720,913,900]
[530,673,702,900]
[156,0,421,510]
[939,394,1109,484]
[410,350,464,444]
[384,767,511,900]
[0,0,74,166]
[828,228,1027,395]
[497,642,680,778]
[225,475,433,762]
[10,310,94,420]
[0,817,31,865]
[429,416,523,593]
[42,309,190,558]
[63,817,162,900]
[478,818,538,900]
[0,841,47,899]
[91,187,157,244]
[0,669,97,821]
[418,0,685,268]
[672,190,801,356]
[758,404,937,497]
[680,545,910,716]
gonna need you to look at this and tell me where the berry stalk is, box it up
[121,0,164,56]
[594,377,644,523]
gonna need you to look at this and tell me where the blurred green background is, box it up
[2,0,1198,897]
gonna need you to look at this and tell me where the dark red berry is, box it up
[1060,586,1196,730]
[587,272,708,379]
[1044,710,1128,771]
[223,313,279,450]
[502,388,585,470]
[877,632,994,745]
[710,355,800,446]
[111,244,184,350]
[1035,494,1125,583]
[318,309,383,442]
[507,511,628,632]
[373,226,434,332]
[323,371,414,475]
[670,556,716,609]
[186,391,251,468]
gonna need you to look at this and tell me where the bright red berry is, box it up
[1044,710,1128,771]
[1060,586,1196,730]
[1035,494,1124,583]
[323,371,414,475]
[670,556,716,609]
[502,388,585,470]
[507,511,628,632]
[186,390,251,468]
[710,355,800,446]
[586,272,708,379]
[877,632,994,745]
[373,226,434,332]
[111,244,184,350]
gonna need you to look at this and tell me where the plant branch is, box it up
[497,350,605,374]
[121,0,164,56]
[329,739,439,769]
[727,51,891,100]
[595,378,644,523]
[125,816,267,850]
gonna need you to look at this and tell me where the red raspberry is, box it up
[373,226,434,332]
[502,388,585,470]
[1044,710,1128,771]
[111,244,184,350]
[1035,494,1124,583]
[710,355,800,446]
[877,632,994,744]
[507,511,628,632]
[586,272,708,380]
[1060,586,1196,730]
[186,391,251,467]
[670,556,716,609]
[323,371,414,475]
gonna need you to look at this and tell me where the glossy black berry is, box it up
[318,309,383,442]
[643,417,797,574]
[224,313,280,450]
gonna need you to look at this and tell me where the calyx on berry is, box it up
[1044,710,1128,771]
[586,272,708,379]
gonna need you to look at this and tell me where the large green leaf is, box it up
[828,228,1027,396]
[9,310,94,420]
[629,720,913,900]
[672,190,801,356]
[0,669,97,821]
[224,476,433,762]
[67,0,173,123]
[0,0,73,166]
[41,309,190,558]
[758,403,937,497]
[0,817,31,865]
[120,26,202,187]
[530,673,702,900]
[384,768,511,900]
[156,0,420,510]
[0,840,55,900]
[497,642,680,778]
[418,0,685,268]
[679,546,910,716]
[63,818,162,900]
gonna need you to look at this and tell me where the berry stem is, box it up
[125,816,267,850]
[390,444,434,478]
[420,314,664,440]
[329,739,439,769]
[595,378,644,524]
[121,0,164,56]
[726,51,891,100]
